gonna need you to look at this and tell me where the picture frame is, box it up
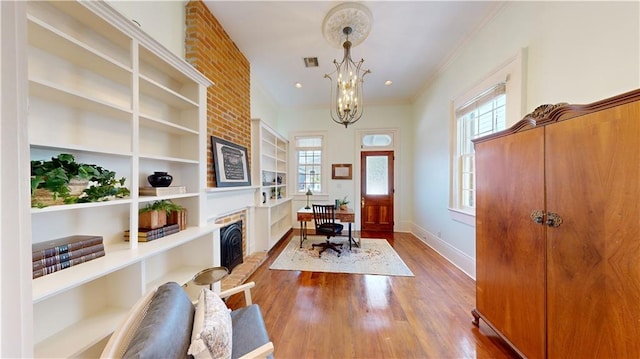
[211,136,251,187]
[332,163,352,180]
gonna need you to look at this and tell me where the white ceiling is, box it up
[204,1,504,110]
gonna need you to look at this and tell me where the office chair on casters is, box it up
[312,204,344,257]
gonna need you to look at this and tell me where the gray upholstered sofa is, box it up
[100,281,273,359]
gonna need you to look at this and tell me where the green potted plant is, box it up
[338,196,350,210]
[77,166,129,203]
[139,200,185,230]
[31,153,130,208]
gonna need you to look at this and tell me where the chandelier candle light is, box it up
[323,3,372,128]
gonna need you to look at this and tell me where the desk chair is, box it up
[311,204,344,257]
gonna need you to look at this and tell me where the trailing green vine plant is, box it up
[31,153,130,207]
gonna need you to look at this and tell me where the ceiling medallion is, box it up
[322,2,373,49]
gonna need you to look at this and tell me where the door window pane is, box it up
[366,156,388,195]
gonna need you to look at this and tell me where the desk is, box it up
[297,207,359,249]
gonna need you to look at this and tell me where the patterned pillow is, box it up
[188,288,233,359]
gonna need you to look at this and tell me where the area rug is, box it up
[269,236,414,277]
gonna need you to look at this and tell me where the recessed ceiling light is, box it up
[295,83,303,89]
[384,80,393,86]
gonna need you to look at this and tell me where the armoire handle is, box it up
[546,212,563,227]
[530,210,544,224]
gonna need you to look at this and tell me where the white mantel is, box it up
[205,186,258,254]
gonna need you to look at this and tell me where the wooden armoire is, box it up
[471,88,640,358]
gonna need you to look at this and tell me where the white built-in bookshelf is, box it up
[251,119,292,251]
[23,1,216,357]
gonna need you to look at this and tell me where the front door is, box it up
[360,151,394,231]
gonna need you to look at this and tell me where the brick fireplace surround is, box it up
[215,210,267,291]
[185,1,267,290]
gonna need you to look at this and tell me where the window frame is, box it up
[449,49,526,225]
[291,131,328,196]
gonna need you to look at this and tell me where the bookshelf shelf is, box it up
[34,306,129,359]
[22,1,214,357]
[30,198,133,214]
[251,119,292,251]
[31,225,219,303]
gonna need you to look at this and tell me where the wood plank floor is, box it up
[227,231,519,359]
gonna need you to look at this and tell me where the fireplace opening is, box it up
[220,220,243,273]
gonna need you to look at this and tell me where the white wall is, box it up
[107,0,186,58]
[277,104,414,232]
[411,1,640,278]
[250,73,279,127]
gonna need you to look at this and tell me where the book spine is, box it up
[124,224,180,240]
[164,228,180,236]
[32,243,105,271]
[32,250,106,279]
[32,236,103,262]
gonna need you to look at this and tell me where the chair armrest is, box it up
[219,281,255,305]
[237,342,274,359]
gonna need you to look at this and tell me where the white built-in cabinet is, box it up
[22,1,216,357]
[251,119,292,251]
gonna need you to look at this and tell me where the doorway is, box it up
[360,151,394,232]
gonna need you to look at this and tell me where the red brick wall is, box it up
[185,0,251,187]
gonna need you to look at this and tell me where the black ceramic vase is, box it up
[148,171,173,187]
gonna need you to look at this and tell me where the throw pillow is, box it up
[188,288,233,359]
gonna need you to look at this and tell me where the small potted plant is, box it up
[165,201,188,230]
[139,200,185,230]
[338,196,350,210]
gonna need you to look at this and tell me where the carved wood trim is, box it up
[473,88,640,144]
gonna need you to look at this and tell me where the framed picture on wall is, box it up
[211,136,251,187]
[332,163,352,180]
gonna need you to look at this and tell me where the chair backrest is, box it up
[312,204,339,234]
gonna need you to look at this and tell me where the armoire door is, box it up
[475,127,546,358]
[545,101,640,357]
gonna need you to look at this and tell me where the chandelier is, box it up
[322,3,372,128]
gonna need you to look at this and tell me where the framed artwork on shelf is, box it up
[211,136,251,187]
[332,163,352,180]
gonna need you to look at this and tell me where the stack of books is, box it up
[124,223,180,242]
[139,186,186,196]
[32,235,105,279]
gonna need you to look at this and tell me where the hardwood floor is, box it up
[227,231,519,358]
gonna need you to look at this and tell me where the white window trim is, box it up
[449,48,527,224]
[290,131,329,196]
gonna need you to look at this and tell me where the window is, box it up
[361,134,393,148]
[456,84,506,211]
[450,49,526,224]
[295,134,324,194]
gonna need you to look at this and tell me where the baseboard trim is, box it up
[410,225,475,279]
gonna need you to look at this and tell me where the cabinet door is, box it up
[475,127,546,358]
[545,102,640,357]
